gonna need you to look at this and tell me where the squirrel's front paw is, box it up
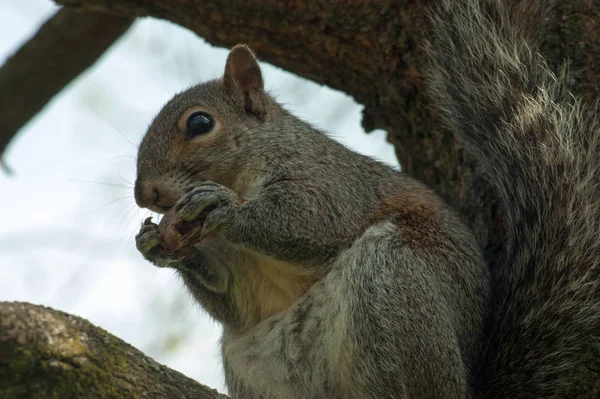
[135,217,185,268]
[175,182,239,240]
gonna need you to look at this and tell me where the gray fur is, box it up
[427,0,600,396]
[134,45,490,397]
[222,220,484,398]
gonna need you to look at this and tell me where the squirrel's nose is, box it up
[134,180,158,209]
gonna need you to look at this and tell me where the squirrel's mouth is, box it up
[148,204,172,214]
[147,191,180,214]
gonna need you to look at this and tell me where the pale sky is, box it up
[0,0,399,393]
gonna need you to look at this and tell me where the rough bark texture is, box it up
[0,302,229,399]
[1,0,599,396]
[0,8,133,159]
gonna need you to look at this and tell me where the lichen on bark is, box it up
[0,302,229,398]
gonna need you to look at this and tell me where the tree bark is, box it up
[1,0,599,396]
[0,9,133,162]
[0,301,229,398]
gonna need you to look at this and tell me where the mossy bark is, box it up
[0,302,229,398]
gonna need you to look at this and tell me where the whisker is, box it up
[69,179,133,189]
[97,112,138,150]
[119,173,135,187]
[121,203,141,232]
[162,75,172,97]
[88,196,134,215]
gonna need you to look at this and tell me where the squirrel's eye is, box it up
[186,112,215,137]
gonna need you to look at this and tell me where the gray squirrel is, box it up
[134,0,600,397]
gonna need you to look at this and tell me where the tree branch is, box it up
[0,301,229,398]
[0,8,133,161]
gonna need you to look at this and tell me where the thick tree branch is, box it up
[0,301,229,399]
[0,9,133,160]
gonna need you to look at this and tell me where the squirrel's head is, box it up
[134,45,278,213]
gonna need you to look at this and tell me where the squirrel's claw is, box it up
[175,182,239,236]
[135,223,161,253]
[135,222,183,268]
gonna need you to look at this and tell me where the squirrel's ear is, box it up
[223,45,267,120]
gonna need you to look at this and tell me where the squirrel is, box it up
[134,0,600,397]
[134,39,489,399]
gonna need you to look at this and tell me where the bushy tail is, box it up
[427,0,600,396]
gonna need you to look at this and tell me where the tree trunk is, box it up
[0,0,598,396]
